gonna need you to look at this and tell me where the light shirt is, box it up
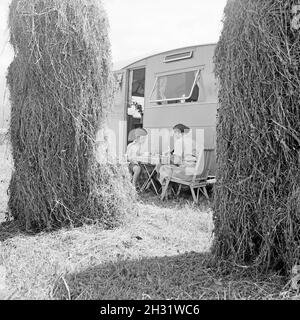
[127,136,150,160]
[126,141,142,162]
[174,134,198,162]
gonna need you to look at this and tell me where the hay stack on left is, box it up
[7,0,136,231]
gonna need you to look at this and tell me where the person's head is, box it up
[172,123,190,139]
[133,128,148,144]
[136,134,147,144]
[129,128,147,144]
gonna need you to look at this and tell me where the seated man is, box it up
[157,123,199,190]
[126,128,148,188]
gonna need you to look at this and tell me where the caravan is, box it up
[107,43,218,173]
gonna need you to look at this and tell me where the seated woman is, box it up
[126,128,148,188]
[157,123,199,190]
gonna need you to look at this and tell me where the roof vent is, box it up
[164,51,193,63]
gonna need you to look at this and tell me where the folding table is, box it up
[135,155,170,196]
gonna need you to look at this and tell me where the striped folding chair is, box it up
[160,149,216,203]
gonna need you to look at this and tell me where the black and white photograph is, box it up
[0,0,299,307]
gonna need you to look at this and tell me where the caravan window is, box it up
[150,69,203,105]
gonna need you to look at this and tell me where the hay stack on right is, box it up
[213,0,300,273]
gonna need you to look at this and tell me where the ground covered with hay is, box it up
[0,144,298,300]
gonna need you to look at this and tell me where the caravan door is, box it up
[106,70,128,160]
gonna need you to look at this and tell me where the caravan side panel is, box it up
[143,44,218,173]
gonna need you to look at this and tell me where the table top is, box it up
[134,154,170,165]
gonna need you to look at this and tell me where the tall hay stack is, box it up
[7,0,136,231]
[213,0,300,273]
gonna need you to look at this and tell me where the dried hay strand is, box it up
[213,0,300,273]
[7,0,136,231]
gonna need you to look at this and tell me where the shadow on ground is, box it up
[0,220,27,242]
[52,251,286,300]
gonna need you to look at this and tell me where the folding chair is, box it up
[160,149,215,203]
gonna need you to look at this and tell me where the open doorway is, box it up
[127,68,145,144]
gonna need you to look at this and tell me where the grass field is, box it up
[0,144,297,300]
